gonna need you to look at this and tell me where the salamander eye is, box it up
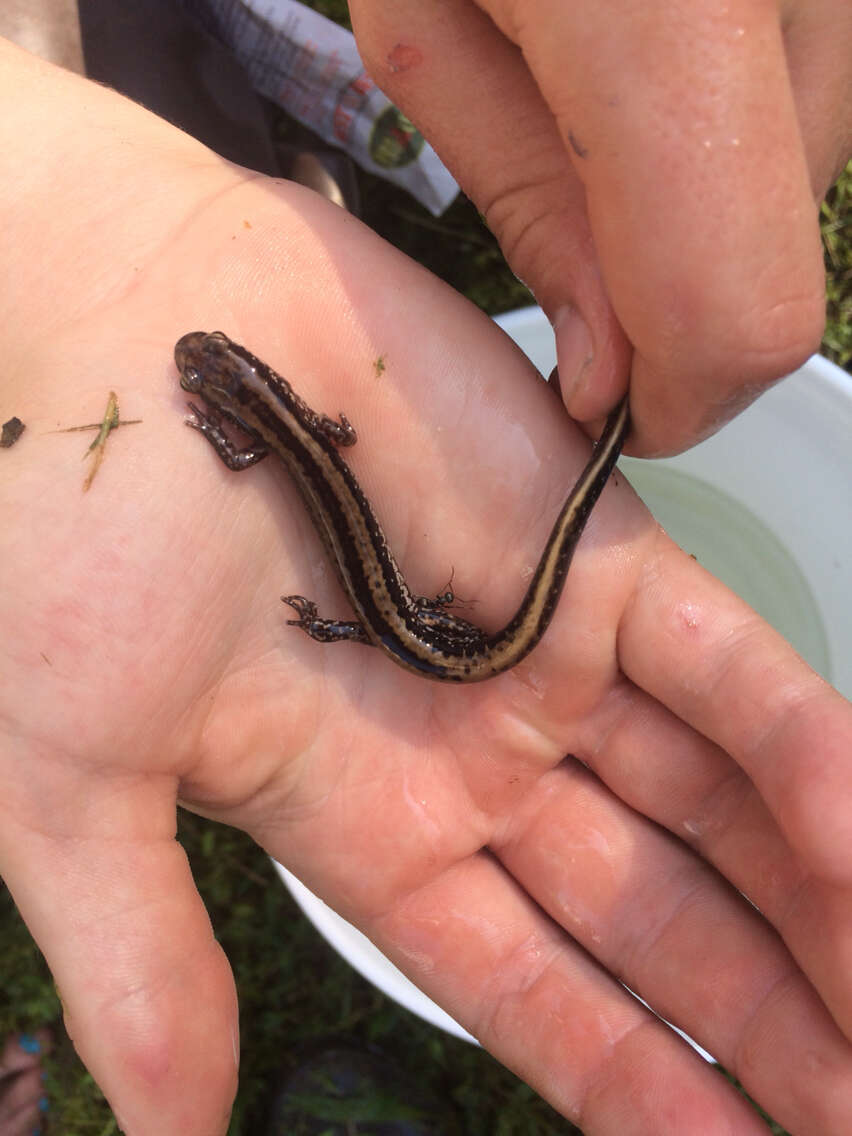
[179,365,202,393]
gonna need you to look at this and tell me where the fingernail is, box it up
[552,305,594,402]
[18,1034,41,1055]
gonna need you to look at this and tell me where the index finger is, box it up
[485,0,826,453]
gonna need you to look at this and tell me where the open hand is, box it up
[2,41,852,1136]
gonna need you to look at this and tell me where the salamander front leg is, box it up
[282,595,372,644]
[313,412,357,448]
[185,401,268,470]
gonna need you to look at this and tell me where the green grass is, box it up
[1,10,849,1131]
[822,164,852,370]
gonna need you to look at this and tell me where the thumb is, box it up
[0,787,238,1136]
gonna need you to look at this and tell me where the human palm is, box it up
[2,58,852,1136]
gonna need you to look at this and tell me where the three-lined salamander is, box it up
[175,330,629,682]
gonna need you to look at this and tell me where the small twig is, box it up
[82,391,118,491]
[47,418,142,434]
[83,392,120,457]
[57,391,140,492]
[46,399,141,489]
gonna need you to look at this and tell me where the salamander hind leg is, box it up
[281,595,372,644]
